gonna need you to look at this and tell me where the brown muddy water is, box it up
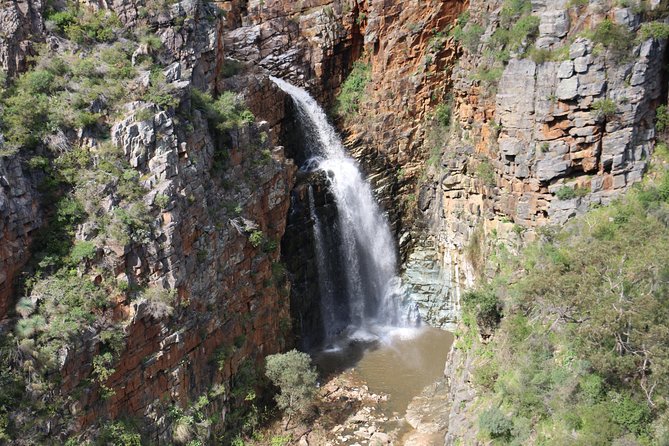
[314,326,454,415]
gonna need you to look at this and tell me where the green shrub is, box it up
[476,160,496,186]
[144,71,179,109]
[610,393,651,435]
[656,104,669,132]
[48,10,77,31]
[154,193,170,209]
[214,92,255,131]
[249,230,264,248]
[69,241,97,263]
[62,9,121,44]
[191,88,255,132]
[479,407,514,439]
[592,98,617,119]
[464,169,669,445]
[265,350,318,427]
[579,374,605,403]
[19,70,56,94]
[434,101,452,128]
[335,61,371,118]
[98,420,142,446]
[555,186,577,200]
[591,19,633,56]
[453,23,484,53]
[655,140,669,162]
[638,21,669,40]
[270,435,290,446]
[463,289,501,333]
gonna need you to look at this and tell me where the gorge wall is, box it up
[1,0,668,444]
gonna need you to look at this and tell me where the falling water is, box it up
[307,186,338,340]
[271,77,418,344]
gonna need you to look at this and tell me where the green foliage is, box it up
[98,420,142,446]
[452,23,484,53]
[265,350,318,425]
[0,42,137,150]
[92,352,116,398]
[335,61,371,119]
[638,21,669,40]
[479,407,514,440]
[48,7,121,44]
[486,0,539,57]
[655,140,669,164]
[473,67,504,91]
[248,230,263,248]
[144,70,179,109]
[270,435,291,446]
[191,88,255,132]
[476,159,496,186]
[463,289,501,333]
[610,393,651,435]
[591,19,634,57]
[464,170,669,445]
[214,92,255,131]
[153,193,170,210]
[555,186,576,200]
[592,98,617,119]
[656,104,669,132]
[434,101,452,128]
[69,240,97,263]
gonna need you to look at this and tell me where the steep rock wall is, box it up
[0,157,42,319]
[0,0,301,442]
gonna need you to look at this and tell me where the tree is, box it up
[265,350,318,429]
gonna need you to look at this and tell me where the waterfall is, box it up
[307,185,338,340]
[272,77,417,344]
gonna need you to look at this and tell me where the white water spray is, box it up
[271,77,418,343]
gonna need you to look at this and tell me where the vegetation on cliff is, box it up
[0,0,274,444]
[459,165,669,445]
[334,60,371,120]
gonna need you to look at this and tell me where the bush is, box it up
[638,21,669,40]
[98,421,142,446]
[191,89,255,132]
[592,98,617,119]
[214,92,255,131]
[591,19,633,57]
[141,287,176,319]
[434,101,452,128]
[335,61,371,118]
[249,230,264,248]
[610,393,651,436]
[555,186,577,200]
[462,289,501,333]
[452,23,484,53]
[476,160,496,186]
[265,350,318,427]
[656,104,669,132]
[69,240,97,263]
[479,407,514,439]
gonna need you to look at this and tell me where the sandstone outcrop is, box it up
[0,156,42,319]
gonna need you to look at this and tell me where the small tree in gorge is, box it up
[265,350,318,429]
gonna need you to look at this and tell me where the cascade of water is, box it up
[271,76,417,343]
[307,186,338,340]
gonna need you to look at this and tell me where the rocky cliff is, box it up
[0,0,301,442]
[1,0,668,443]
